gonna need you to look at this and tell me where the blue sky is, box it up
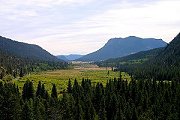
[0,0,179,55]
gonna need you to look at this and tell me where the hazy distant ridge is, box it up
[57,54,83,61]
[78,36,167,61]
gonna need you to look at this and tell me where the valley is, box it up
[14,63,131,95]
[0,34,179,120]
[0,0,180,119]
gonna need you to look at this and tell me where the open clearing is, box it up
[14,63,131,95]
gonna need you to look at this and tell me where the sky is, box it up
[0,0,179,55]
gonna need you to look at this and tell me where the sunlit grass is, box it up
[14,68,131,95]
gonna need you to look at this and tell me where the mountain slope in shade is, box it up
[77,36,167,62]
[0,36,61,62]
[136,33,180,80]
[113,33,180,80]
[153,33,180,66]
[97,47,165,67]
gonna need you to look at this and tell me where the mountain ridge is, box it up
[109,33,180,80]
[78,36,167,61]
[0,36,61,62]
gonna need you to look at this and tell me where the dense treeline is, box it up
[0,50,68,79]
[0,78,179,120]
[96,47,164,67]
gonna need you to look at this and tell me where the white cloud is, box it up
[0,0,179,55]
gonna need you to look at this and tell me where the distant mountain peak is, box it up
[126,36,140,39]
[77,36,167,62]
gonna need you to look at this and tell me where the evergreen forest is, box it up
[0,78,179,120]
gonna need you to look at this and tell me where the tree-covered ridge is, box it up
[0,36,60,62]
[0,36,68,79]
[156,32,180,66]
[0,56,68,79]
[131,33,180,80]
[0,78,179,120]
[0,50,68,79]
[96,47,164,67]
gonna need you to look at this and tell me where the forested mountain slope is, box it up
[0,36,60,62]
[155,33,180,66]
[0,36,67,79]
[116,33,180,80]
[97,47,165,67]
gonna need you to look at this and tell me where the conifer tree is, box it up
[21,102,34,120]
[84,95,96,120]
[36,81,42,97]
[98,97,107,120]
[67,79,72,93]
[19,68,24,77]
[74,98,84,120]
[22,81,34,100]
[51,84,57,99]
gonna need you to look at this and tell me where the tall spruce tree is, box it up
[51,84,58,99]
[21,101,34,120]
[67,79,72,93]
[22,80,34,100]
[36,81,42,97]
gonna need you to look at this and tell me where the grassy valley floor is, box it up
[14,63,131,95]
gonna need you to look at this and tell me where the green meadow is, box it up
[14,67,131,95]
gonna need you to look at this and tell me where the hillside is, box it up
[116,33,180,80]
[156,33,180,65]
[78,36,167,61]
[97,47,165,67]
[0,36,60,62]
[0,36,67,79]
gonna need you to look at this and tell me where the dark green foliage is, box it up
[22,80,34,100]
[36,81,42,97]
[51,84,57,99]
[98,97,107,120]
[97,47,164,67]
[0,83,21,120]
[0,78,179,120]
[33,97,46,120]
[0,49,67,78]
[67,79,72,93]
[21,101,34,120]
[74,98,84,120]
[61,94,75,120]
[19,68,24,77]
